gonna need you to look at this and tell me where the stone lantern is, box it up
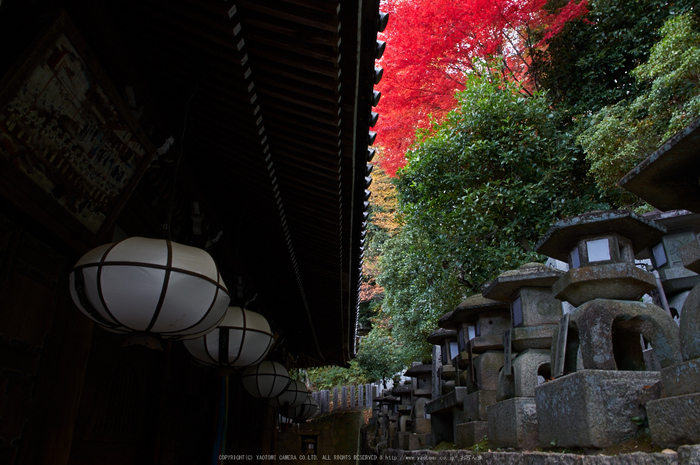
[439,294,510,384]
[647,237,700,447]
[533,210,682,449]
[400,363,433,450]
[426,294,509,448]
[426,328,458,395]
[618,117,700,448]
[481,262,564,449]
[643,210,700,316]
[374,392,401,449]
[391,382,413,448]
[404,363,432,398]
[619,116,700,213]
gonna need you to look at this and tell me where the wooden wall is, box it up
[0,3,278,463]
[0,199,92,464]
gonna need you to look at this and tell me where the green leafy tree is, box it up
[354,326,406,387]
[379,70,606,359]
[378,223,464,363]
[304,361,369,392]
[578,13,700,198]
[540,0,696,117]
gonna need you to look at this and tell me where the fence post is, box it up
[333,387,339,413]
[321,390,329,414]
[371,384,379,419]
[340,386,347,410]
[311,391,319,410]
[350,385,356,410]
[358,384,364,410]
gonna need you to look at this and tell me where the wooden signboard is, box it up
[503,328,512,375]
[0,11,155,248]
[552,313,570,378]
[468,341,476,390]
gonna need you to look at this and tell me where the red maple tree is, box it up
[375,0,589,177]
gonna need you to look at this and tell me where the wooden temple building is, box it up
[0,0,384,463]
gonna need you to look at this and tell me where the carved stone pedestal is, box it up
[487,397,539,450]
[535,370,661,448]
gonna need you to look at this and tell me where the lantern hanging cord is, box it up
[166,85,199,240]
[244,293,258,309]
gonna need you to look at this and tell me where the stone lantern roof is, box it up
[404,364,432,378]
[535,210,666,261]
[375,394,400,404]
[620,117,700,212]
[426,328,457,345]
[391,384,413,396]
[438,294,508,329]
[482,262,564,302]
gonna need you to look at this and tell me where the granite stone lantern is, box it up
[644,210,700,316]
[647,238,700,447]
[426,295,509,448]
[374,391,401,450]
[618,117,700,448]
[440,294,511,387]
[481,262,564,450]
[533,210,682,449]
[391,382,413,448]
[426,328,458,395]
[400,363,433,450]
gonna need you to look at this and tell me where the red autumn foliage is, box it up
[375,0,589,177]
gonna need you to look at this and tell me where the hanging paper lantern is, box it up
[183,306,274,368]
[287,394,319,421]
[69,237,230,340]
[242,361,290,399]
[269,380,307,409]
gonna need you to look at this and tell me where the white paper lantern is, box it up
[287,394,319,421]
[183,306,274,368]
[269,380,307,409]
[242,361,290,399]
[69,237,230,339]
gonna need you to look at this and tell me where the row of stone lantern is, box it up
[418,208,690,451]
[370,211,699,452]
[428,294,509,447]
[413,117,700,451]
[370,362,435,451]
[379,118,700,452]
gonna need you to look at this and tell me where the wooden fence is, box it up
[311,383,380,414]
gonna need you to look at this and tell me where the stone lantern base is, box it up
[647,358,700,448]
[455,421,488,449]
[487,397,539,450]
[463,390,497,421]
[535,370,660,449]
[426,387,468,445]
[647,393,700,448]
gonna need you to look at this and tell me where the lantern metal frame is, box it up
[286,394,319,421]
[184,306,274,368]
[70,237,230,339]
[269,379,307,409]
[242,361,291,399]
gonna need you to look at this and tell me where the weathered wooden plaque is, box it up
[468,341,476,389]
[503,328,512,375]
[0,11,155,245]
[552,313,570,378]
